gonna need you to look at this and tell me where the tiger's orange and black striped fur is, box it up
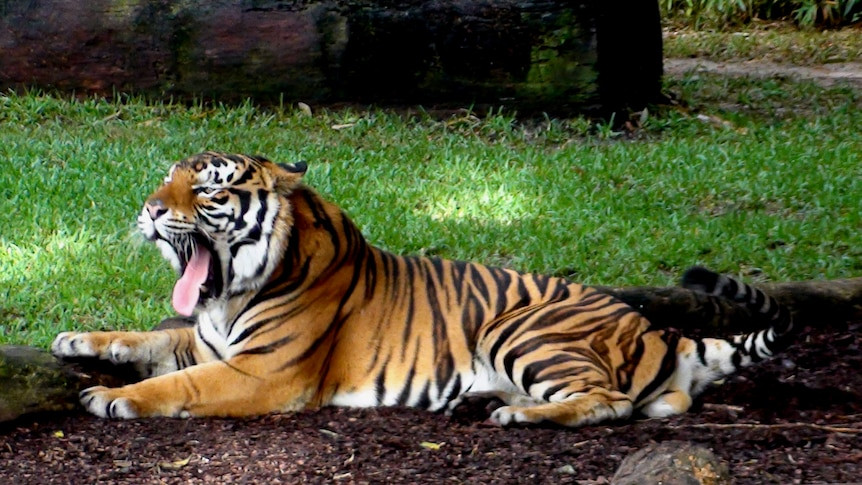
[52,152,795,426]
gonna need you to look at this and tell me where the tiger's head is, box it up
[138,152,307,316]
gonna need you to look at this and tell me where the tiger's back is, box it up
[52,152,796,427]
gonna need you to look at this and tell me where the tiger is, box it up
[52,151,795,427]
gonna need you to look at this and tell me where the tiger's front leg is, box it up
[51,328,202,379]
[77,359,286,419]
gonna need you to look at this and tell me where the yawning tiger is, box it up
[52,152,795,426]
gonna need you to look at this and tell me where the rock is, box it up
[0,345,134,423]
[612,441,731,485]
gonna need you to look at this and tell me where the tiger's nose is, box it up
[145,199,168,220]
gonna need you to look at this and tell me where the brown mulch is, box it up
[2,323,861,484]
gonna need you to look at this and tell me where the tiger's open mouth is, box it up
[172,235,222,316]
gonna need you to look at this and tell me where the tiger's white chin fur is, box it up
[137,195,288,316]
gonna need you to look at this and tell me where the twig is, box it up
[701,403,745,413]
[674,422,862,434]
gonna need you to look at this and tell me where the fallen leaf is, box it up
[158,455,191,470]
[638,107,649,125]
[420,441,444,450]
[297,102,312,117]
[52,430,64,438]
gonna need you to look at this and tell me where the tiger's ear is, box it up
[271,161,308,194]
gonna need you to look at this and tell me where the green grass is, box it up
[660,0,862,28]
[663,22,862,64]
[1,73,860,348]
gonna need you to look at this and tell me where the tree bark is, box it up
[0,0,663,113]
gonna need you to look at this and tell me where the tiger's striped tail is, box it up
[681,266,795,373]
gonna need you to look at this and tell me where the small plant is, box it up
[794,0,862,25]
[661,0,862,27]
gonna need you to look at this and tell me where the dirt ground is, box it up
[2,320,860,484]
[664,58,862,90]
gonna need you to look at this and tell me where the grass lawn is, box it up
[663,22,862,64]
[1,37,860,348]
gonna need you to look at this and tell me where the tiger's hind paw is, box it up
[488,405,533,427]
[444,391,507,416]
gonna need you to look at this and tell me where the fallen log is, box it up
[1,276,859,423]
[148,278,862,334]
[0,0,664,114]
[0,346,132,423]
[595,277,862,334]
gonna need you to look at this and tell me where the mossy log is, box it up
[0,0,663,113]
[0,346,132,423]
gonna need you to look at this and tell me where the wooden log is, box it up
[0,345,132,422]
[0,0,663,113]
[149,278,862,334]
[595,277,862,334]
[150,278,862,334]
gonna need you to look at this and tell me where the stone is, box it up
[612,441,732,485]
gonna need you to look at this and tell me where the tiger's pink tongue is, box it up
[172,247,211,316]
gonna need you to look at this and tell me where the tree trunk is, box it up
[0,0,663,113]
[596,0,667,117]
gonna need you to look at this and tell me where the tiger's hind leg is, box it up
[488,386,633,427]
[639,389,693,418]
[52,328,201,378]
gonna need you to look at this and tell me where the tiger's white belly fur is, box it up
[329,356,520,411]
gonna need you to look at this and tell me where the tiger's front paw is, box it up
[79,385,191,419]
[79,386,141,419]
[52,332,135,364]
[52,332,99,359]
